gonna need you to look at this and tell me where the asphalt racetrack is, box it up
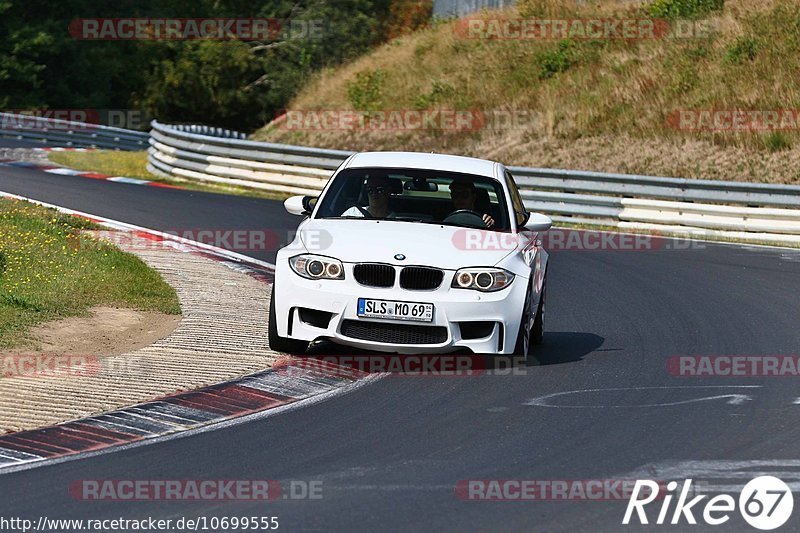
[2,155,800,531]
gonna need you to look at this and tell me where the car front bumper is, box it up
[272,262,531,354]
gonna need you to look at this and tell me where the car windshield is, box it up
[314,167,510,231]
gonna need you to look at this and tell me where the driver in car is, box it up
[449,180,495,228]
[341,175,395,219]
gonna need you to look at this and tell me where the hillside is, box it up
[253,0,800,184]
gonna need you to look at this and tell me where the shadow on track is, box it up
[293,331,604,374]
[530,331,605,366]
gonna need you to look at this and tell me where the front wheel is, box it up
[531,278,545,346]
[268,284,308,355]
[513,277,545,356]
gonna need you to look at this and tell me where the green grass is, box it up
[46,150,292,201]
[0,199,180,348]
[48,150,154,180]
[645,0,725,18]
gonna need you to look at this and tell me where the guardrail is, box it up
[146,120,800,245]
[0,112,149,150]
[6,112,796,245]
[146,120,349,196]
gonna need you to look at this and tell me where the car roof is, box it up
[344,151,500,179]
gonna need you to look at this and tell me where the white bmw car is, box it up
[268,151,551,355]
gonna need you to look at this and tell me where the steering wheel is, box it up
[443,209,487,227]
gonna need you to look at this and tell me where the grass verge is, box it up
[47,150,153,180]
[0,198,181,348]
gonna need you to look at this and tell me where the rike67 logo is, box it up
[623,476,794,530]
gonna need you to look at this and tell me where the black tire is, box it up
[513,282,533,356]
[514,277,546,355]
[531,277,546,346]
[268,284,308,355]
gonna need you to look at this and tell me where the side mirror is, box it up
[284,195,315,216]
[522,212,552,232]
[302,196,317,212]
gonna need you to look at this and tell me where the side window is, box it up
[504,170,527,227]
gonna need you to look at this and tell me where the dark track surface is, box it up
[0,163,298,263]
[2,163,800,532]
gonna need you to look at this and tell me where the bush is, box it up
[764,132,791,152]
[726,37,760,63]
[647,0,725,19]
[537,40,576,79]
[346,69,387,111]
[1,1,407,133]
[0,251,6,277]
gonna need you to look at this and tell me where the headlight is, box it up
[451,268,514,292]
[289,255,344,280]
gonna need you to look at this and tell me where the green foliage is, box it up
[0,250,6,277]
[137,41,264,129]
[346,69,387,111]
[0,0,402,131]
[647,0,725,19]
[726,37,760,64]
[414,80,454,109]
[537,40,576,79]
[764,132,790,152]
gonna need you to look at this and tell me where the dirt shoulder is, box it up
[8,306,180,358]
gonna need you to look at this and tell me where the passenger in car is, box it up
[449,180,496,228]
[341,175,396,218]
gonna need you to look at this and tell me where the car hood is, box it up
[298,219,516,270]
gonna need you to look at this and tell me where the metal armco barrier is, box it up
[147,120,800,245]
[7,111,797,245]
[146,120,350,196]
[0,112,148,150]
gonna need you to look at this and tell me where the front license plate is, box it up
[357,298,434,322]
